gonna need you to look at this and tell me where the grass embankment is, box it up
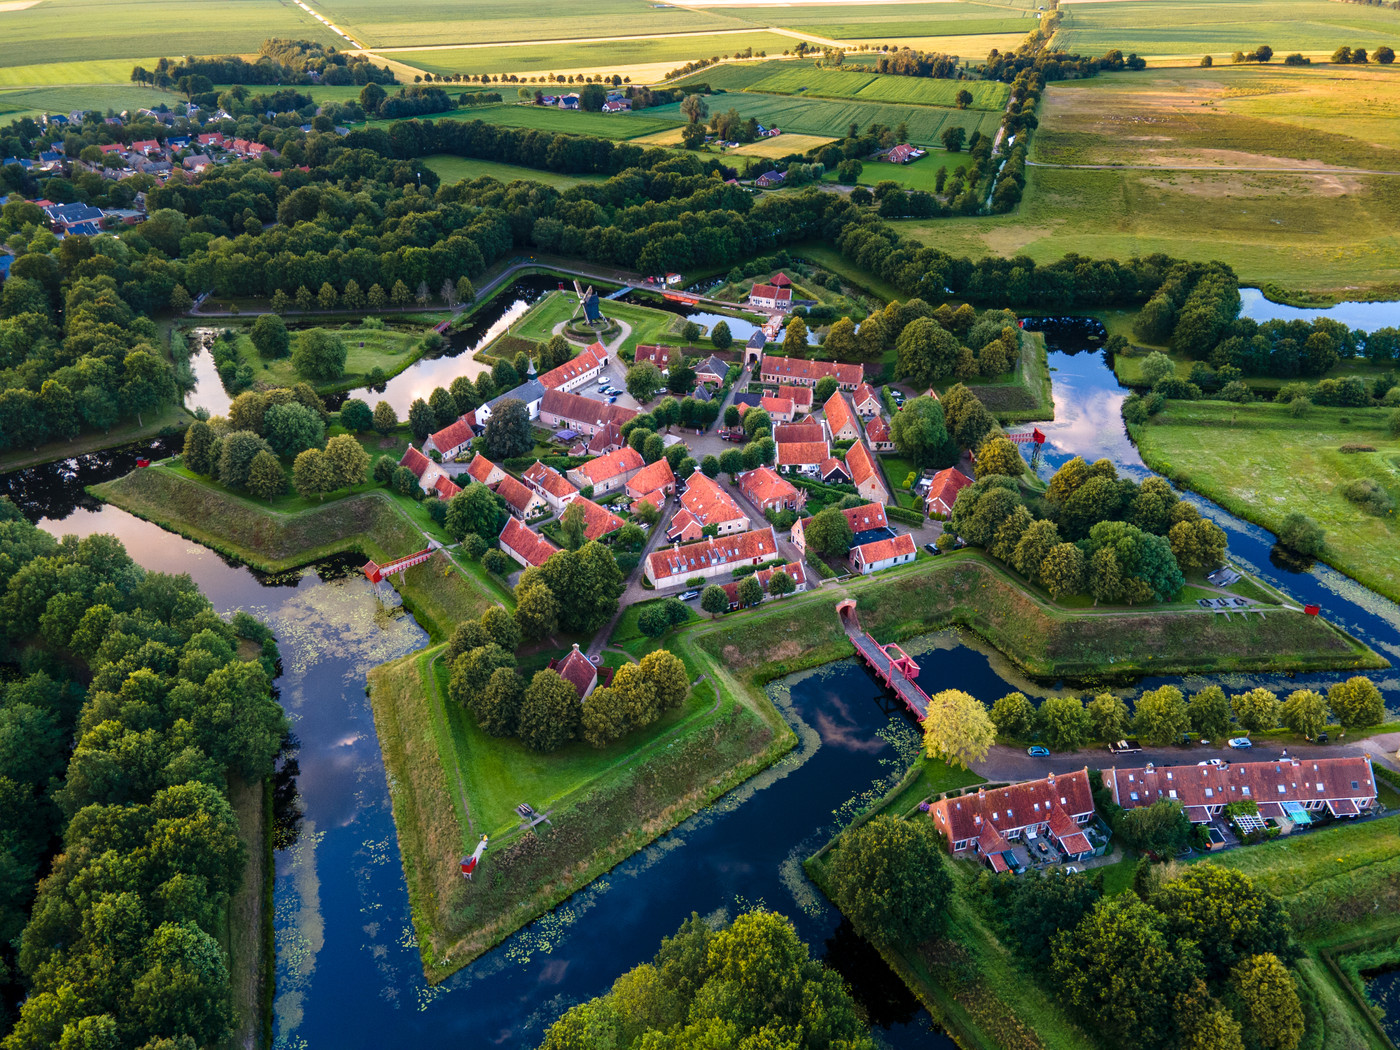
[224,324,429,396]
[0,400,189,473]
[366,609,796,982]
[510,289,700,356]
[1132,400,1400,605]
[221,775,273,1050]
[92,466,499,638]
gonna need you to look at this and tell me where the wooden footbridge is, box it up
[837,599,931,720]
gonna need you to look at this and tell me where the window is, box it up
[1242,786,1250,796]
[1204,788,1213,798]
[1130,791,1139,801]
[1352,781,1360,790]
[1169,790,1177,799]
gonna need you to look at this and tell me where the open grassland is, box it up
[229,324,426,394]
[651,90,1000,144]
[316,0,747,48]
[1132,399,1400,605]
[390,102,681,139]
[422,154,607,188]
[367,611,794,980]
[0,83,177,121]
[0,57,164,88]
[687,60,1010,108]
[391,31,796,77]
[512,290,692,354]
[894,65,1400,297]
[1053,0,1400,59]
[0,0,334,67]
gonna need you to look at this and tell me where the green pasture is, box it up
[511,290,690,354]
[0,57,164,89]
[375,101,681,139]
[650,91,999,145]
[1133,399,1400,604]
[834,151,957,190]
[0,84,181,120]
[225,324,428,395]
[0,0,335,68]
[421,154,607,188]
[393,31,795,77]
[807,17,1036,39]
[695,61,1009,109]
[1052,0,1400,57]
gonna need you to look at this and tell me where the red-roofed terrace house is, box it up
[644,526,778,588]
[426,416,475,460]
[924,466,972,518]
[849,532,916,574]
[927,769,1097,871]
[737,466,805,514]
[776,441,831,476]
[760,355,861,391]
[539,342,608,392]
[760,396,796,423]
[522,460,579,513]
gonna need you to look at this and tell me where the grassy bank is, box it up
[0,400,188,473]
[1132,399,1400,605]
[218,323,430,396]
[221,775,273,1050]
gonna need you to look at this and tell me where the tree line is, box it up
[132,38,396,89]
[0,498,287,1046]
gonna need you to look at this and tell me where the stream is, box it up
[7,322,1397,1047]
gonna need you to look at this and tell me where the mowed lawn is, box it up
[230,324,429,393]
[1133,400,1400,603]
[650,91,999,145]
[1053,0,1400,57]
[392,31,795,77]
[422,154,607,189]
[0,0,336,67]
[836,151,957,190]
[512,291,687,354]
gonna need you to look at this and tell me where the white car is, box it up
[1197,759,1227,768]
[1228,737,1253,750]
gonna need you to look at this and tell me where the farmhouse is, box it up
[1107,757,1378,824]
[644,526,779,588]
[601,99,630,113]
[850,533,916,574]
[748,283,793,312]
[499,515,559,570]
[522,460,579,512]
[633,344,680,373]
[539,341,608,392]
[695,355,729,386]
[884,143,926,164]
[568,496,626,541]
[845,440,889,505]
[760,355,861,390]
[567,445,645,494]
[737,466,805,513]
[540,388,639,434]
[624,457,677,503]
[495,474,548,520]
[558,93,580,109]
[865,414,894,451]
[852,383,882,417]
[823,391,861,442]
[929,770,1097,872]
[924,466,972,517]
[754,170,786,188]
[465,453,506,488]
[425,416,475,460]
[398,445,444,494]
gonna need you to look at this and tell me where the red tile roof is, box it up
[625,457,676,499]
[777,441,831,467]
[929,770,1095,846]
[541,388,639,430]
[824,391,859,438]
[760,395,795,418]
[761,355,862,388]
[552,644,598,698]
[587,421,623,456]
[679,472,746,526]
[843,502,888,531]
[756,560,805,590]
[770,272,792,287]
[633,344,680,370]
[495,474,543,515]
[737,466,799,508]
[750,283,792,302]
[772,422,825,444]
[466,452,501,485]
[845,440,882,490]
[926,466,972,513]
[434,475,462,500]
[575,446,644,487]
[1108,757,1377,814]
[399,445,433,479]
[428,417,475,455]
[852,532,915,569]
[779,384,813,409]
[865,415,891,444]
[819,457,849,481]
[852,382,881,410]
[539,341,608,389]
[570,496,626,540]
[646,527,778,582]
[523,460,579,501]
[666,507,704,542]
[499,516,558,567]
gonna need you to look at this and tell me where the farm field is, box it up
[650,91,1000,144]
[681,60,1010,108]
[894,64,1400,297]
[380,102,682,139]
[1052,0,1400,59]
[0,0,335,68]
[421,155,608,188]
[1132,399,1400,604]
[836,152,956,190]
[385,31,796,77]
[0,57,164,88]
[726,132,835,157]
[0,84,178,120]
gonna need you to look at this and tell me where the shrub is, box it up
[1339,477,1394,516]
[1276,512,1324,556]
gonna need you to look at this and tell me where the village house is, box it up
[425,416,475,460]
[778,384,814,415]
[557,93,580,109]
[718,560,809,609]
[567,445,645,495]
[928,769,1097,872]
[823,391,861,442]
[845,440,889,505]
[644,526,779,588]
[773,421,826,445]
[851,383,883,417]
[776,441,832,476]
[865,414,894,452]
[633,344,680,374]
[495,474,548,520]
[398,445,445,494]
[601,99,631,113]
[759,395,796,423]
[522,460,579,513]
[477,378,547,423]
[667,471,750,542]
[748,282,793,312]
[465,452,506,488]
[499,515,559,569]
[884,143,926,165]
[541,388,639,435]
[760,355,862,391]
[791,502,889,554]
[737,466,805,514]
[550,643,610,699]
[850,533,916,574]
[819,457,850,485]
[924,466,972,518]
[1107,757,1378,825]
[624,457,677,506]
[539,341,608,392]
[568,496,627,541]
[754,170,786,188]
[578,421,624,457]
[433,475,461,501]
[694,355,729,387]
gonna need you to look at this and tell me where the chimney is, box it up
[1047,771,1055,786]
[977,787,986,801]
[571,643,580,654]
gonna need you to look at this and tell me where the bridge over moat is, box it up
[836,599,931,721]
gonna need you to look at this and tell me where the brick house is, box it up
[644,526,779,588]
[845,440,889,504]
[927,769,1097,871]
[465,453,506,488]
[633,344,680,373]
[823,391,861,442]
[791,502,888,553]
[522,460,580,513]
[669,472,749,540]
[425,416,475,460]
[865,414,894,452]
[851,383,882,417]
[624,458,677,504]
[540,388,638,435]
[760,395,796,423]
[567,445,645,495]
[924,466,972,518]
[737,466,805,513]
[399,445,445,494]
[495,474,548,520]
[760,355,861,390]
[499,516,559,569]
[539,341,608,392]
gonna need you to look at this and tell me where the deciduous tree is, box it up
[1134,684,1190,746]
[1231,953,1304,1050]
[1327,675,1385,727]
[923,688,995,769]
[483,397,533,459]
[827,815,951,946]
[1039,694,1094,750]
[246,449,286,501]
[1280,688,1327,739]
[1230,688,1280,733]
[990,691,1038,738]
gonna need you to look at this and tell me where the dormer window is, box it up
[1204,788,1213,798]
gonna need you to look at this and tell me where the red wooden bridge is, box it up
[1006,427,1046,445]
[837,599,930,720]
[363,547,437,583]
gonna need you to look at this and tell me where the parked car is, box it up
[678,589,701,601]
[1228,737,1253,750]
[1197,758,1227,768]
[923,543,941,555]
[1027,746,1050,757]
[1315,732,1329,744]
[607,395,618,403]
[597,376,609,387]
[1108,739,1142,755]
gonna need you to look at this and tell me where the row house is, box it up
[465,453,506,488]
[717,560,809,609]
[773,421,825,445]
[644,526,779,588]
[667,472,749,542]
[928,769,1097,872]
[540,387,639,435]
[776,440,831,476]
[760,354,862,391]
[539,341,608,392]
[567,445,645,495]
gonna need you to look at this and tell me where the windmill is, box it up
[570,281,603,325]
